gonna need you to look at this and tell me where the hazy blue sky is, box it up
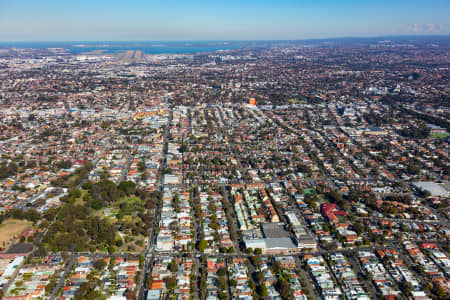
[0,0,449,41]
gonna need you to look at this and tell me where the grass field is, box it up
[0,219,32,246]
[74,189,88,205]
[430,132,450,139]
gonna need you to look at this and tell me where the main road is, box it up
[137,108,173,300]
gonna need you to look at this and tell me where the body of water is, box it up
[0,41,271,54]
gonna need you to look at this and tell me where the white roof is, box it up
[413,182,449,197]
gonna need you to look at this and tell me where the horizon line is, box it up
[1,34,450,44]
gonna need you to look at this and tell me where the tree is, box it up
[45,276,57,295]
[89,180,120,206]
[125,290,136,300]
[169,260,178,273]
[74,281,106,300]
[218,291,227,300]
[198,239,208,252]
[255,271,264,284]
[432,283,447,299]
[408,163,421,175]
[138,254,144,268]
[173,193,180,210]
[259,284,268,297]
[118,181,137,196]
[275,277,293,300]
[218,276,227,290]
[35,245,47,257]
[138,160,146,172]
[399,281,413,296]
[23,209,40,223]
[91,199,102,210]
[209,221,219,230]
[56,160,72,169]
[169,221,178,232]
[217,267,227,277]
[0,162,18,180]
[93,259,107,270]
[166,277,177,290]
[208,202,216,212]
[229,279,237,287]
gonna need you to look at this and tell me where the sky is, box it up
[0,0,449,41]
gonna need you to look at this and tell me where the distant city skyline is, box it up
[0,0,449,41]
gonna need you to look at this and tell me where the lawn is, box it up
[0,219,32,246]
